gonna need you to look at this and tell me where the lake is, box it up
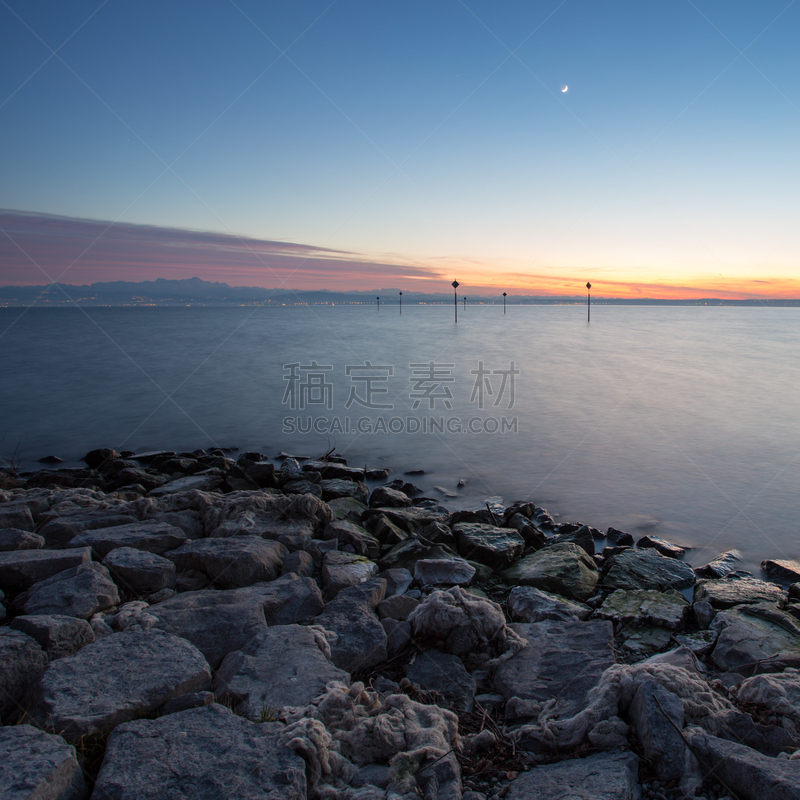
[2,303,798,573]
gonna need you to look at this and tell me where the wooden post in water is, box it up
[586,282,591,322]
[452,280,459,323]
[399,291,402,315]
[503,292,507,314]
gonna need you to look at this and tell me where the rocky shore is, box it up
[2,447,800,800]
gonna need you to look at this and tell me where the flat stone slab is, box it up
[93,704,306,800]
[596,589,689,630]
[164,536,287,589]
[501,542,600,601]
[18,562,119,619]
[102,547,176,596]
[452,522,525,569]
[10,614,94,660]
[29,629,211,737]
[494,620,615,723]
[507,586,591,623]
[602,548,695,592]
[0,724,87,800]
[0,627,48,720]
[694,576,785,608]
[214,624,349,719]
[506,750,640,799]
[67,520,188,558]
[0,547,92,593]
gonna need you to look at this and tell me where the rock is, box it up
[737,669,800,731]
[326,495,368,523]
[452,522,525,568]
[148,471,223,495]
[84,447,120,468]
[505,750,640,799]
[280,550,314,577]
[0,628,48,720]
[29,629,211,737]
[368,486,412,508]
[322,520,380,558]
[378,593,420,621]
[0,724,87,800]
[0,528,45,551]
[641,644,704,672]
[364,505,449,533]
[637,535,686,558]
[630,679,685,781]
[382,618,412,655]
[711,604,800,673]
[320,478,369,503]
[494,620,615,728]
[548,524,595,556]
[93,704,306,799]
[214,624,349,718]
[244,461,276,488]
[619,625,673,659]
[378,567,413,596]
[304,460,363,480]
[0,503,35,531]
[10,614,95,660]
[366,513,408,545]
[158,690,215,715]
[37,511,140,547]
[501,542,600,601]
[165,536,287,589]
[150,575,323,669]
[507,586,591,623]
[693,599,716,628]
[688,730,800,800]
[315,578,387,673]
[763,559,800,583]
[606,527,634,546]
[102,547,176,595]
[414,557,476,586]
[694,576,785,609]
[67,520,189,558]
[0,547,92,593]
[602,548,695,592]
[406,649,476,711]
[322,550,379,600]
[696,549,743,578]
[596,589,689,629]
[675,630,718,655]
[379,537,457,572]
[18,561,119,619]
[282,479,322,498]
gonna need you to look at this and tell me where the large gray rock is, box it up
[316,578,388,673]
[762,559,800,583]
[10,614,95,660]
[0,528,45,551]
[0,547,92,593]
[214,624,349,719]
[694,576,785,608]
[737,669,800,731]
[602,548,695,592]
[320,478,369,503]
[596,589,689,630]
[0,502,35,531]
[29,629,211,737]
[150,575,323,669]
[506,750,640,799]
[148,471,223,495]
[379,538,458,572]
[66,520,188,557]
[164,536,287,589]
[369,485,412,508]
[711,604,800,673]
[406,649,476,712]
[630,679,685,781]
[321,550,379,600]
[494,620,615,727]
[18,562,119,619]
[93,704,306,799]
[102,547,176,595]
[452,522,525,569]
[38,510,139,547]
[0,724,87,800]
[696,549,742,578]
[507,585,591,623]
[0,628,48,720]
[414,557,476,586]
[326,495,368,523]
[688,730,800,800]
[501,542,600,601]
[322,519,380,558]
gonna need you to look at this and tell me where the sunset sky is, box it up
[1,1,799,298]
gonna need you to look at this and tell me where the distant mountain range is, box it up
[0,277,798,307]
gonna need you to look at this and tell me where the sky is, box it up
[1,0,799,298]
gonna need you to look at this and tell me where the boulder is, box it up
[606,527,634,546]
[148,471,223,495]
[0,547,93,593]
[762,559,800,583]
[322,520,380,558]
[377,567,413,596]
[322,550,379,600]
[414,557,476,586]
[0,503,35,531]
[67,520,188,558]
[0,628,48,720]
[84,448,120,468]
[280,550,314,577]
[164,536,287,589]
[618,625,674,660]
[452,522,525,569]
[694,576,785,609]
[320,478,369,503]
[406,649,476,712]
[378,593,420,621]
[737,669,800,731]
[688,730,800,800]
[93,704,306,800]
[596,589,689,630]
[505,750,640,799]
[602,548,695,592]
[102,547,176,595]
[507,586,591,623]
[501,542,599,601]
[548,524,595,556]
[367,513,408,545]
[364,505,449,533]
[214,624,349,719]
[243,461,276,488]
[696,549,742,578]
[29,629,211,737]
[0,528,45,551]
[379,537,458,572]
[636,535,686,558]
[326,496,368,523]
[629,679,685,781]
[368,486,412,508]
[0,724,87,800]
[281,479,322,498]
[10,614,94,660]
[315,579,387,673]
[38,511,140,548]
[18,562,119,619]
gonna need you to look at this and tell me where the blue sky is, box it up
[1,1,799,296]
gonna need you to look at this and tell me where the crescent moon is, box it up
[560,84,568,93]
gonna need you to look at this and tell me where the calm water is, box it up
[2,303,799,573]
